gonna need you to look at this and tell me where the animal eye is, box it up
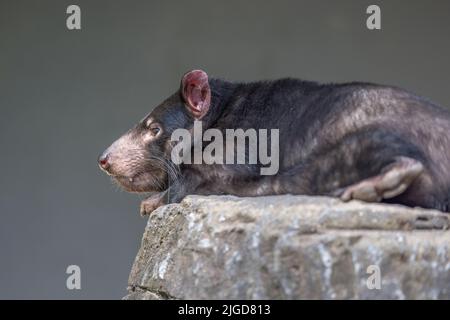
[150,127,161,136]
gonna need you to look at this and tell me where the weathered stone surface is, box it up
[124,195,450,300]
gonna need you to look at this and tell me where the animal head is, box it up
[98,69,211,192]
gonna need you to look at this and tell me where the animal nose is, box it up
[98,153,110,171]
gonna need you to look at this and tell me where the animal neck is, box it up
[200,78,238,129]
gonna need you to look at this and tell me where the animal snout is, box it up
[98,152,110,172]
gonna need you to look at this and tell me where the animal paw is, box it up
[337,156,424,203]
[140,193,166,216]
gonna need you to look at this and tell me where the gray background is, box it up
[1,0,449,299]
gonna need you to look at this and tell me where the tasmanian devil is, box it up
[98,69,450,215]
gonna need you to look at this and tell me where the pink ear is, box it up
[181,70,211,119]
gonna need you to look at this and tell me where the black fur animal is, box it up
[99,70,450,214]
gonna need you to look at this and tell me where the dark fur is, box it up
[100,76,450,213]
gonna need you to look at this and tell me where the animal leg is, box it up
[140,192,167,216]
[337,156,424,202]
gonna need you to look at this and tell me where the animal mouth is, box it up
[113,172,167,193]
